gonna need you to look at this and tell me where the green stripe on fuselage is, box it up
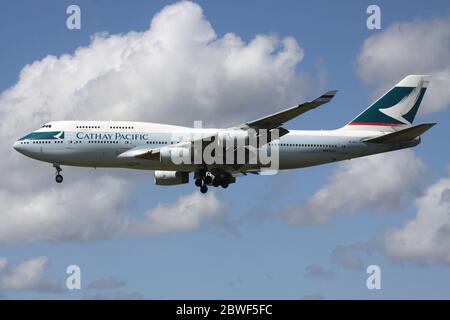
[19,131,64,140]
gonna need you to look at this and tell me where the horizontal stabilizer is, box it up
[363,123,436,143]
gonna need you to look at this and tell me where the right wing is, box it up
[236,90,337,130]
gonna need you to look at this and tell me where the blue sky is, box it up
[0,0,449,299]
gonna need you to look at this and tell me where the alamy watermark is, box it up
[165,121,280,173]
[366,5,381,30]
[66,5,81,30]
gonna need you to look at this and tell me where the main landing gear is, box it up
[53,164,63,183]
[194,168,232,194]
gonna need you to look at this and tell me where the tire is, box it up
[204,176,212,184]
[221,181,229,189]
[200,185,208,194]
[212,179,220,187]
[195,178,203,187]
[55,175,63,183]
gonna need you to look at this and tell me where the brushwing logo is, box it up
[378,81,424,125]
[54,131,65,139]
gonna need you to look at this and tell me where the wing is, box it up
[236,90,337,130]
[118,91,337,162]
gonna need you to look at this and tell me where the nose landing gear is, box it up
[53,164,63,183]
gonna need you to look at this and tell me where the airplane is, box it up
[13,75,435,194]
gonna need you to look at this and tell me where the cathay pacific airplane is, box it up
[13,75,435,193]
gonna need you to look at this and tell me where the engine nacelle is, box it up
[154,170,189,186]
[159,147,191,164]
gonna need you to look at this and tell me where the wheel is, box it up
[204,175,212,184]
[200,185,208,194]
[221,181,229,189]
[212,178,220,187]
[195,178,203,187]
[55,174,63,183]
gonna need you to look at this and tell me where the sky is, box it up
[0,0,449,299]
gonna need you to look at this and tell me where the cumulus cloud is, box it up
[131,192,225,235]
[0,256,63,293]
[283,150,425,224]
[384,171,450,264]
[356,16,450,114]
[0,175,224,242]
[0,1,318,243]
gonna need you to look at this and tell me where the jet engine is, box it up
[154,170,189,185]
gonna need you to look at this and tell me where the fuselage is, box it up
[13,120,419,171]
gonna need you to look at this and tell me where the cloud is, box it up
[131,192,225,235]
[384,171,450,264]
[303,265,334,279]
[0,1,317,243]
[0,173,224,242]
[283,150,425,224]
[356,16,450,114]
[0,256,63,293]
[331,242,372,270]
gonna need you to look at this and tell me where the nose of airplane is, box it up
[13,141,24,153]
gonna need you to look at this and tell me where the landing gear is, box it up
[53,164,63,183]
[194,169,233,192]
[200,185,208,194]
[195,178,203,187]
[204,175,212,185]
[212,178,220,187]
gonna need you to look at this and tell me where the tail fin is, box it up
[344,75,430,131]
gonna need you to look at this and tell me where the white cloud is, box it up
[0,256,63,293]
[284,150,425,224]
[0,172,224,242]
[356,16,450,114]
[384,172,450,264]
[0,175,131,243]
[0,1,319,243]
[131,191,225,235]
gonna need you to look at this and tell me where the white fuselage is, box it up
[13,120,419,171]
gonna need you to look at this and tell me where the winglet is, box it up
[313,90,338,104]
